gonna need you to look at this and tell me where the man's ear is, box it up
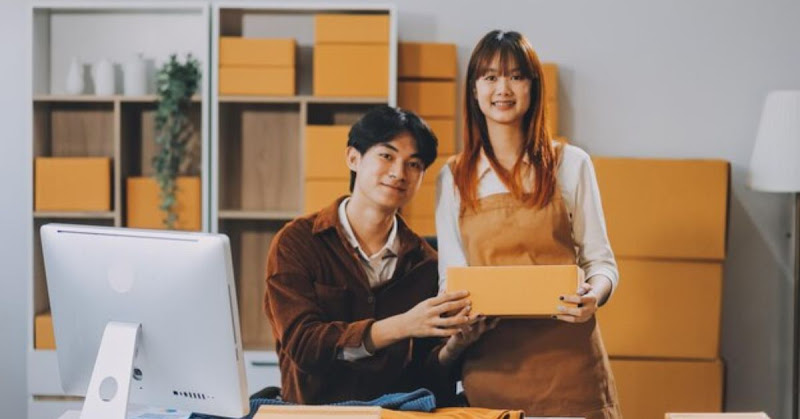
[345,146,361,172]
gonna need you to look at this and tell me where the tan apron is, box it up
[459,190,621,419]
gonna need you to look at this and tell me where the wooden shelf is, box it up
[218,210,300,220]
[34,94,202,103]
[33,211,116,219]
[219,95,388,104]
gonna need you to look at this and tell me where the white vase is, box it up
[123,54,147,96]
[94,59,115,96]
[65,57,84,95]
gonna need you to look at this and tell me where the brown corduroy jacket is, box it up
[264,197,454,405]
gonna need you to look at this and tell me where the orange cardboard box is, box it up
[612,358,723,419]
[542,63,559,135]
[426,118,457,155]
[404,216,435,237]
[314,44,388,97]
[598,259,722,359]
[304,180,350,214]
[398,81,456,118]
[398,42,457,79]
[219,67,295,96]
[402,182,435,218]
[219,37,296,67]
[255,404,380,418]
[34,311,55,350]
[593,158,730,261]
[423,156,449,185]
[35,157,111,211]
[446,265,583,316]
[126,176,201,231]
[305,125,350,180]
[314,14,389,44]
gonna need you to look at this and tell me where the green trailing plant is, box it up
[153,54,201,229]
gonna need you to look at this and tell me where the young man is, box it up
[264,106,472,405]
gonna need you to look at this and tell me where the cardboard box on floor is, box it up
[446,265,583,316]
[612,358,723,419]
[598,259,723,359]
[592,158,730,261]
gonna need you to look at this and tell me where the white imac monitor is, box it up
[41,224,249,419]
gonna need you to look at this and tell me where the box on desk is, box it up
[254,404,380,418]
[35,157,111,211]
[446,265,583,316]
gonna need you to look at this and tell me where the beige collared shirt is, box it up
[337,197,400,361]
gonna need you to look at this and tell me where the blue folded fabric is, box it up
[189,388,436,419]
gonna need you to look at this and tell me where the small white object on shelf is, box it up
[94,58,115,96]
[124,53,147,96]
[65,57,84,95]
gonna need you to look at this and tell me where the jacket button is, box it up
[367,296,374,304]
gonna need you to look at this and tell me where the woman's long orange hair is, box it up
[452,30,561,210]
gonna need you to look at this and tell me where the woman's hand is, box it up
[554,282,598,323]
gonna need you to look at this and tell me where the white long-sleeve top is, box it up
[435,143,619,300]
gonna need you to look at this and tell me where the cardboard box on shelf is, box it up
[404,216,435,237]
[593,158,730,261]
[398,42,457,79]
[398,81,456,118]
[612,358,723,419]
[219,37,296,67]
[304,179,350,214]
[126,176,201,231]
[314,14,389,44]
[219,67,295,96]
[34,312,55,350]
[542,63,559,135]
[305,125,350,180]
[446,265,583,316]
[35,157,111,212]
[598,259,723,360]
[425,118,457,155]
[314,44,389,97]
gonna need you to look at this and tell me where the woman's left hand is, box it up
[554,282,598,323]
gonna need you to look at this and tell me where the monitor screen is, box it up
[41,224,249,418]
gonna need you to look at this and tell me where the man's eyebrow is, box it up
[377,143,422,159]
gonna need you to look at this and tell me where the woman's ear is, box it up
[345,146,361,172]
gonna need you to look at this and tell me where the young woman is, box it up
[435,31,622,418]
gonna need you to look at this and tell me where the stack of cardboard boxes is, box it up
[303,14,390,213]
[594,158,731,418]
[218,37,296,96]
[397,42,458,236]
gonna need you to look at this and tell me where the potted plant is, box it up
[127,54,202,230]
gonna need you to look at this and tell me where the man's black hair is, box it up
[347,105,438,192]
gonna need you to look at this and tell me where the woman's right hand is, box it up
[400,290,472,338]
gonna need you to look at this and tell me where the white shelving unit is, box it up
[28,3,210,418]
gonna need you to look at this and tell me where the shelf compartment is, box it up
[33,101,115,158]
[220,219,289,351]
[218,103,301,213]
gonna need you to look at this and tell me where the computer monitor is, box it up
[40,224,249,419]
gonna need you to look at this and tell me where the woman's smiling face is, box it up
[474,53,532,128]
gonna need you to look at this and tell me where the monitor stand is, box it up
[78,321,141,419]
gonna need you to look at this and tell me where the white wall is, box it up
[1,0,797,417]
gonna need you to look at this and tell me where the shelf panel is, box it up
[34,211,115,219]
[218,210,299,220]
[219,95,388,105]
[34,94,202,103]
